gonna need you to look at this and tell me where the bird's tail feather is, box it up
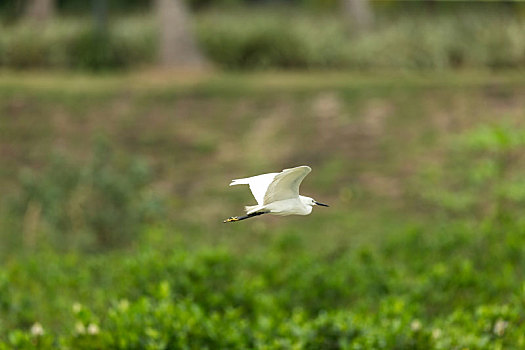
[230,178,249,186]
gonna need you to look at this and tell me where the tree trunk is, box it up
[92,0,108,32]
[25,0,54,23]
[156,0,206,68]
[342,0,374,34]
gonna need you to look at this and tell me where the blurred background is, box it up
[1,0,525,70]
[1,0,525,348]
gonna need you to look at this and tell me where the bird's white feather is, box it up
[230,172,278,205]
[244,205,262,214]
[263,166,311,204]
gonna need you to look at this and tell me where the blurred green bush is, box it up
[0,9,525,70]
[69,28,131,70]
[199,19,308,69]
[2,232,525,349]
[0,17,156,70]
[5,138,165,250]
[416,123,525,218]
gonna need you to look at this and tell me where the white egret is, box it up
[224,165,329,223]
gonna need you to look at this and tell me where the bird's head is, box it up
[300,196,329,208]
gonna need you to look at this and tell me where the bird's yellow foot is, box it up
[223,216,239,223]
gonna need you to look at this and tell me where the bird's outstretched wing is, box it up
[230,173,279,205]
[263,166,311,204]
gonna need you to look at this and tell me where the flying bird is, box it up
[224,165,329,223]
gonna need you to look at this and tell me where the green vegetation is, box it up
[6,138,164,251]
[0,16,155,70]
[1,7,525,70]
[1,72,525,348]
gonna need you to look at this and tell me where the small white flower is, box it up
[410,319,422,332]
[75,321,86,334]
[493,319,508,336]
[72,302,82,314]
[31,322,44,336]
[432,328,442,339]
[87,323,100,335]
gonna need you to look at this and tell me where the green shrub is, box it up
[68,25,155,71]
[68,28,125,70]
[7,139,165,250]
[3,26,50,68]
[197,9,525,70]
[67,16,156,70]
[1,9,525,70]
[0,16,156,70]
[416,123,525,217]
[2,245,525,349]
[197,14,308,69]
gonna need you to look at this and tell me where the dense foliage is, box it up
[1,73,525,348]
[1,7,525,70]
[3,217,525,349]
[6,139,163,250]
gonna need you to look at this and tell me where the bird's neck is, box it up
[299,195,311,203]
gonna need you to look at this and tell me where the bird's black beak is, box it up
[315,201,329,207]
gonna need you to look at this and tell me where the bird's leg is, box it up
[223,211,268,223]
